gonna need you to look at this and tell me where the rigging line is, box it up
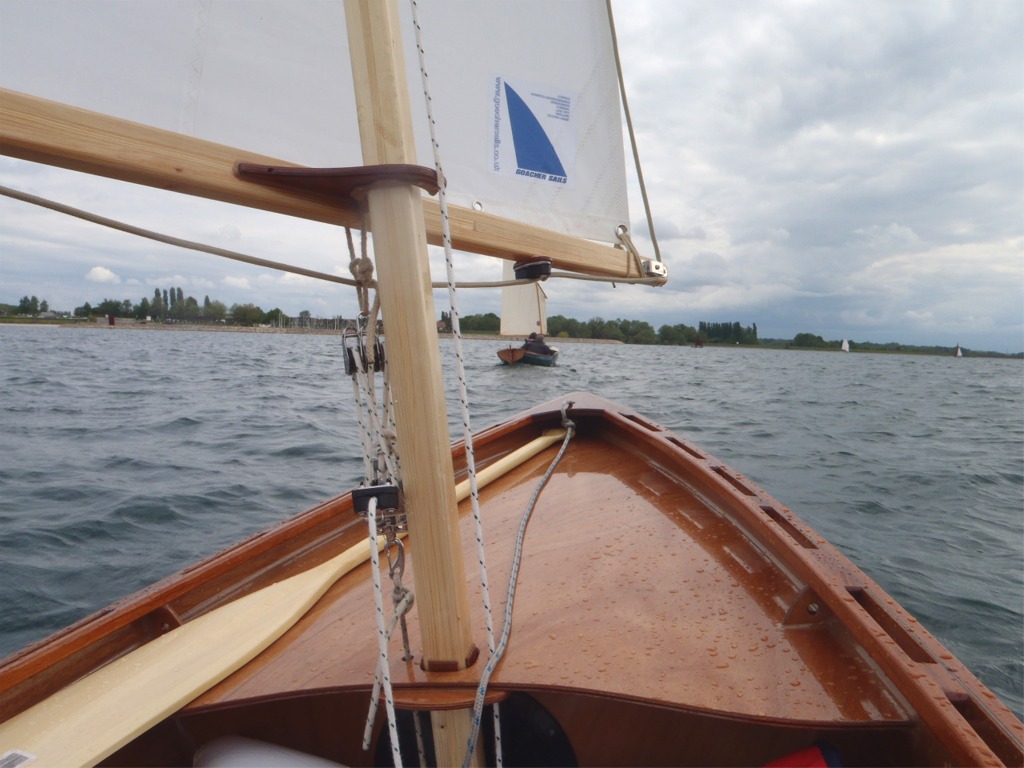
[547,271,664,284]
[431,276,540,289]
[0,184,360,288]
[462,404,577,768]
[409,1,504,764]
[0,183,664,293]
[364,498,404,768]
[362,540,416,756]
[2,183,663,296]
[427,273,665,289]
[605,0,662,265]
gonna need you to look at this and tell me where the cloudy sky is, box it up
[1,0,1021,352]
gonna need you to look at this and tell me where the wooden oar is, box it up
[0,545,372,767]
[0,428,566,767]
[454,428,565,501]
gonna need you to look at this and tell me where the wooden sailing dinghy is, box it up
[496,260,558,365]
[0,1,1021,767]
[2,393,1023,767]
[496,346,527,365]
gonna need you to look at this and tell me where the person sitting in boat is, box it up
[523,332,553,355]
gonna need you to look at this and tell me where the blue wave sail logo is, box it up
[492,77,572,185]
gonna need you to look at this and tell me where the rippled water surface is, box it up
[2,325,1021,717]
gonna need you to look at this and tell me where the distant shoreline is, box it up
[1,319,1018,357]
[3,320,624,343]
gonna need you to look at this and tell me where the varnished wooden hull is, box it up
[496,346,525,365]
[1,393,1021,767]
[496,346,558,366]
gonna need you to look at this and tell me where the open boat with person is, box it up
[496,259,559,367]
[519,346,558,367]
[1,2,1022,767]
[496,334,559,368]
[518,335,559,367]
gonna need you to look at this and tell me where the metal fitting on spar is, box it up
[643,259,668,279]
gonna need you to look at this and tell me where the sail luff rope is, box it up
[461,404,577,768]
[606,0,663,265]
[408,2,504,764]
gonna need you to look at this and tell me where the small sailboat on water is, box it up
[841,338,850,352]
[496,260,559,366]
[0,2,1020,767]
[955,343,964,357]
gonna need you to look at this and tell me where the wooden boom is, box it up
[0,87,641,279]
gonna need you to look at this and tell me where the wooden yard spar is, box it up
[0,89,645,280]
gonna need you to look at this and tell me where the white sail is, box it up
[499,261,547,337]
[841,338,850,352]
[420,3,627,241]
[1,0,627,243]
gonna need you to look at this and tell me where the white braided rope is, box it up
[350,373,375,483]
[343,223,414,760]
[361,542,417,759]
[408,1,503,764]
[364,498,403,767]
[345,335,387,485]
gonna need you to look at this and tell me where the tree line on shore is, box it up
[447,312,759,346]
[8,296,1019,358]
[445,312,1020,358]
[11,290,294,327]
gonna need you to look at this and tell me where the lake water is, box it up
[1,324,1021,719]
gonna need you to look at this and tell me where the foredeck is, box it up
[188,426,909,724]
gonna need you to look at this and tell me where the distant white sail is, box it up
[1,1,627,242]
[499,261,547,337]
[841,339,850,352]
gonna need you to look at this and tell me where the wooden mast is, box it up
[343,1,480,764]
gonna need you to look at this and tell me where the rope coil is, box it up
[362,497,414,766]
